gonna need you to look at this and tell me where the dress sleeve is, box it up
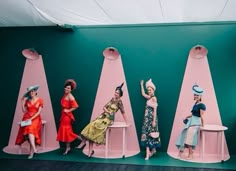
[199,103,206,111]
[39,98,44,108]
[70,99,79,108]
[118,100,125,114]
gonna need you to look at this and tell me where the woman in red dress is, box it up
[56,79,81,155]
[15,85,43,159]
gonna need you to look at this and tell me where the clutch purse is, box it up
[183,118,189,124]
[150,132,159,138]
[20,120,32,127]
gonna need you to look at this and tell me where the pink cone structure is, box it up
[83,47,140,158]
[3,53,59,154]
[167,45,230,163]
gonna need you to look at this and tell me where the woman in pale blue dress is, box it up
[176,84,206,160]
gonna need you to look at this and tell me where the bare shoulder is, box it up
[68,93,75,100]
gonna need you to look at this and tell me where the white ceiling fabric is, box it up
[0,0,235,27]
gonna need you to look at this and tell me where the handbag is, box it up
[20,120,32,127]
[150,131,159,138]
[183,118,189,124]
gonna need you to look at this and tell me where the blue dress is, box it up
[176,103,206,150]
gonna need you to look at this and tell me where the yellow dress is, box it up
[81,98,125,144]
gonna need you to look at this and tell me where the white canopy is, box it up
[0,0,235,27]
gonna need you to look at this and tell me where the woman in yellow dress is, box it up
[77,83,128,158]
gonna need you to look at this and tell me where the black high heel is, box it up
[88,150,94,158]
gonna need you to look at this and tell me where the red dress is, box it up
[15,98,43,145]
[56,97,79,142]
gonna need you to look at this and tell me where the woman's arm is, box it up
[200,109,205,127]
[21,97,27,113]
[103,101,111,113]
[151,97,157,127]
[140,80,150,99]
[30,106,42,120]
[63,93,78,113]
[122,113,128,124]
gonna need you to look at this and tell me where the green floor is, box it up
[1,148,236,170]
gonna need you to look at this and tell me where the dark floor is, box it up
[1,148,236,171]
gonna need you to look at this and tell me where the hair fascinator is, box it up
[115,82,124,97]
[192,84,204,95]
[145,79,156,91]
[64,79,77,90]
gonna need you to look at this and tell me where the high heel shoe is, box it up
[63,147,71,155]
[28,152,34,159]
[88,150,94,158]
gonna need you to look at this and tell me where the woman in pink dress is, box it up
[15,85,43,159]
[56,79,82,155]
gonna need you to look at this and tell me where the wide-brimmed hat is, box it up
[22,48,40,60]
[192,84,204,95]
[23,85,39,98]
[103,47,120,60]
[145,79,156,91]
[64,79,77,90]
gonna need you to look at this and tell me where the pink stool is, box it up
[105,122,129,158]
[200,124,228,162]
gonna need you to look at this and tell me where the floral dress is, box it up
[15,98,43,145]
[80,98,125,144]
[141,96,161,149]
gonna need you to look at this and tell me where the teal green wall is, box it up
[0,22,236,154]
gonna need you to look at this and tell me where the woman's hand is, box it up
[64,109,70,113]
[140,80,144,85]
[21,97,27,102]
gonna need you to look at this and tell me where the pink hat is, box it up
[103,47,120,60]
[145,79,156,91]
[22,48,40,60]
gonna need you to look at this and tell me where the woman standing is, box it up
[140,79,161,160]
[15,85,43,159]
[77,83,128,158]
[176,84,206,160]
[56,79,81,155]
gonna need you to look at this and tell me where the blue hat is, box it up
[23,85,39,98]
[192,84,204,95]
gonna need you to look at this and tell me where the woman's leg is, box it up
[187,146,193,159]
[150,148,156,156]
[28,134,37,153]
[77,138,86,149]
[145,147,150,160]
[63,142,71,155]
[88,141,94,158]
[28,144,34,159]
